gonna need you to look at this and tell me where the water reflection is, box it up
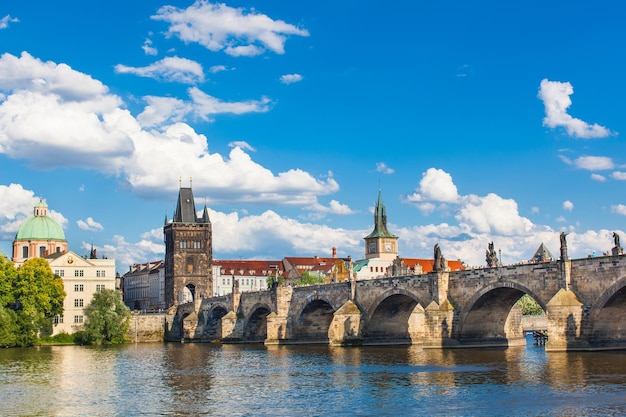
[1,338,626,416]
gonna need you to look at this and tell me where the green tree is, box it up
[516,294,544,316]
[82,289,130,345]
[266,274,284,289]
[0,255,17,308]
[0,307,18,347]
[11,258,65,346]
[297,271,325,286]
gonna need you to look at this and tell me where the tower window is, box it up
[22,246,28,259]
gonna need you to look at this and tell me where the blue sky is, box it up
[0,1,625,270]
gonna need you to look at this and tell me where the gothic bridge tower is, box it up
[164,184,213,308]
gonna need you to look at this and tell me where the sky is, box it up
[0,1,625,271]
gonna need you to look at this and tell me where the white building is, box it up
[122,260,165,310]
[212,260,281,296]
[46,250,116,335]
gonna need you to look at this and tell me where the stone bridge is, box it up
[165,255,626,351]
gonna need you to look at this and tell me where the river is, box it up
[1,335,626,416]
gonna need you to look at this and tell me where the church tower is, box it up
[364,188,398,261]
[164,184,213,308]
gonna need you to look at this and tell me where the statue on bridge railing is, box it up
[560,232,569,261]
[486,241,498,267]
[433,243,446,272]
[613,232,623,256]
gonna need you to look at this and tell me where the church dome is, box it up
[15,200,66,241]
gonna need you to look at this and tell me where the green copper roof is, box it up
[15,201,66,241]
[364,189,397,239]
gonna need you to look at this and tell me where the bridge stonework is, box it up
[164,254,626,351]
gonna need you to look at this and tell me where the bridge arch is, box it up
[361,288,424,345]
[589,277,626,345]
[291,295,337,343]
[243,303,272,342]
[459,281,545,345]
[202,304,229,340]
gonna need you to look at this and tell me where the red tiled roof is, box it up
[403,258,465,273]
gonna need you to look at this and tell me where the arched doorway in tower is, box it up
[179,284,196,304]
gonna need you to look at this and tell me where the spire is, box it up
[365,187,397,239]
[201,205,211,224]
[173,184,199,223]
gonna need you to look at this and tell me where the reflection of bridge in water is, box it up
[166,255,626,351]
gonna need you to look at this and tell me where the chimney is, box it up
[332,247,337,258]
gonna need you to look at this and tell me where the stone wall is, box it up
[128,313,167,343]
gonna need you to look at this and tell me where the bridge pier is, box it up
[221,311,244,342]
[265,312,289,345]
[545,288,589,351]
[423,299,459,348]
[329,300,363,346]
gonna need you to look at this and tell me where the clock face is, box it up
[385,243,392,252]
[369,243,376,253]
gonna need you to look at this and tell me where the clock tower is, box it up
[364,188,398,261]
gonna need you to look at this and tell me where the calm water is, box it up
[2,336,626,416]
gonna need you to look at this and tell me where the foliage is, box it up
[38,331,75,345]
[11,258,66,345]
[82,289,130,345]
[0,307,18,347]
[0,255,17,308]
[0,257,65,347]
[266,274,284,289]
[516,294,544,316]
[296,271,325,286]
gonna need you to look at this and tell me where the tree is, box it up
[12,258,65,346]
[0,307,18,347]
[81,289,130,345]
[516,294,544,316]
[0,255,17,308]
[297,271,325,286]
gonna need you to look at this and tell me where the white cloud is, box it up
[538,79,614,139]
[142,38,158,56]
[152,1,309,57]
[612,205,626,216]
[591,173,606,182]
[209,65,228,74]
[115,56,204,84]
[77,217,104,232]
[455,193,534,236]
[611,171,626,181]
[406,168,460,203]
[88,233,165,268]
[562,200,574,212]
[573,156,614,170]
[228,141,256,152]
[280,73,303,84]
[531,206,540,214]
[375,162,395,175]
[0,15,19,30]
[0,52,338,208]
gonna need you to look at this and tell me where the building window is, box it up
[186,257,194,274]
[54,270,65,277]
[22,246,28,259]
[74,284,84,292]
[96,270,106,277]
[180,241,187,249]
[74,270,84,277]
[39,246,46,257]
[96,285,105,292]
[193,241,201,249]
[74,315,83,323]
[54,315,63,324]
[74,299,84,307]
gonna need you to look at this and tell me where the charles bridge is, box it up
[164,253,626,351]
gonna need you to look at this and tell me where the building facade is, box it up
[12,199,68,267]
[164,185,213,308]
[46,249,116,335]
[122,260,165,311]
[212,260,282,296]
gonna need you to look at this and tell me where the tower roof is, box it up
[172,187,210,224]
[364,188,397,239]
[15,199,66,241]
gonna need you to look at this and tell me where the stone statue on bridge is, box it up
[486,241,498,267]
[434,243,446,272]
[560,232,568,261]
[613,232,623,256]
